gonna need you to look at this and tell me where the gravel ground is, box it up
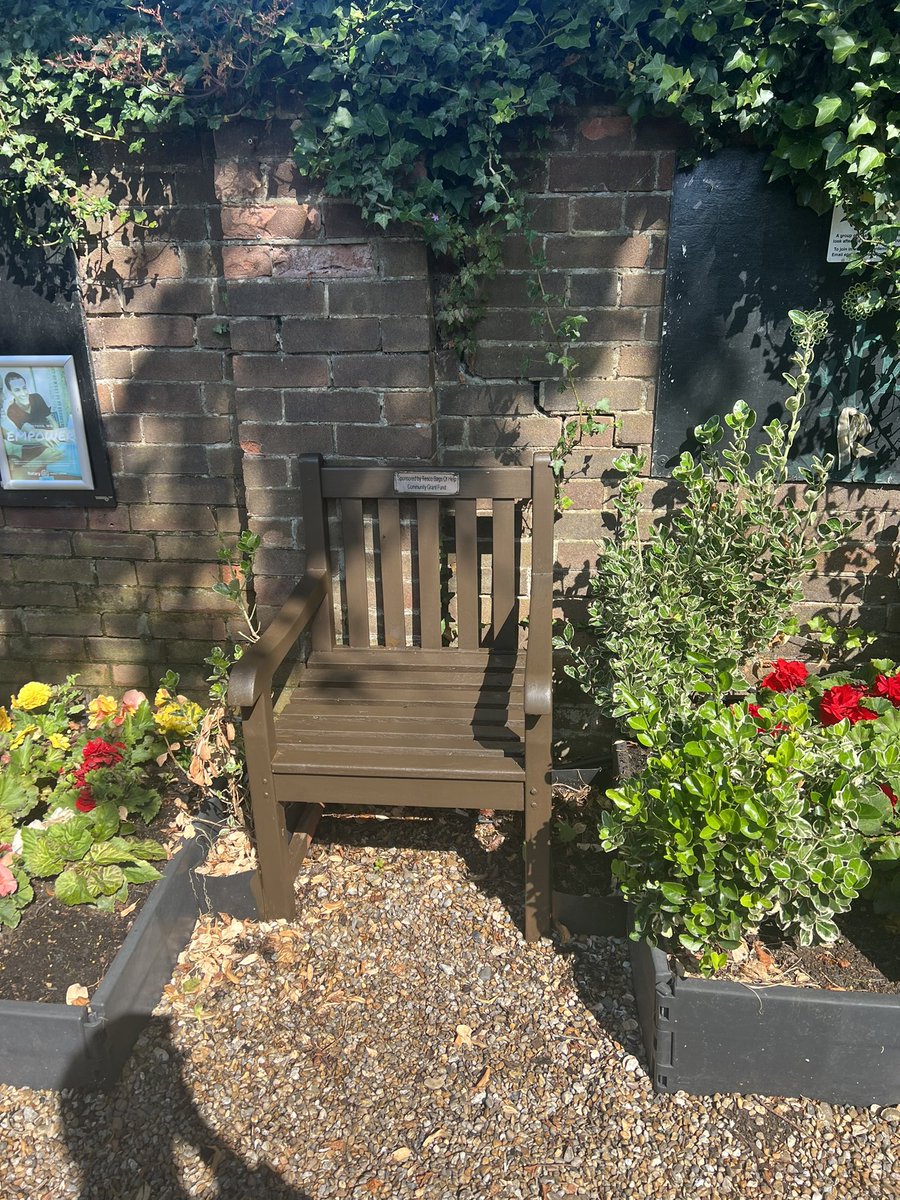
[1,807,898,1200]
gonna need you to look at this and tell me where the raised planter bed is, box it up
[631,936,900,1105]
[0,815,256,1091]
[550,765,626,937]
[614,742,900,1104]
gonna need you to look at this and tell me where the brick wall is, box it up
[1,111,897,761]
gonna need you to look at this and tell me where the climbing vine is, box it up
[1,1,898,334]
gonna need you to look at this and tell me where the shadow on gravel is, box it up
[309,806,528,930]
[59,1016,312,1200]
[309,808,648,1070]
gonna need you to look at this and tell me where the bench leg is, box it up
[524,713,553,942]
[243,699,297,921]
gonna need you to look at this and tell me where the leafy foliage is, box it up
[605,683,899,973]
[1,2,898,326]
[556,310,856,741]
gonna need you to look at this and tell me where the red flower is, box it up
[72,739,125,814]
[759,660,808,693]
[879,784,898,808]
[819,684,879,727]
[873,672,900,708]
[747,703,788,736]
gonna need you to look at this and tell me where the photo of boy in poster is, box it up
[0,361,93,488]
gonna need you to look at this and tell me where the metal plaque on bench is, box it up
[393,471,460,496]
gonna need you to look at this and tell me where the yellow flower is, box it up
[154,687,172,707]
[11,682,52,712]
[87,694,118,729]
[48,733,70,751]
[0,708,11,734]
[10,724,38,750]
[154,701,203,738]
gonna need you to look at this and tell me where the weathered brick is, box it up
[465,415,560,451]
[570,195,625,232]
[227,318,278,352]
[576,115,633,148]
[102,613,152,638]
[86,637,162,664]
[283,390,381,424]
[438,384,534,417]
[544,234,650,270]
[196,316,234,348]
[141,415,232,444]
[482,272,567,308]
[122,281,215,315]
[566,272,619,308]
[376,241,429,277]
[331,354,431,389]
[615,411,655,446]
[109,380,204,415]
[618,344,659,378]
[242,458,289,488]
[0,530,72,556]
[181,245,217,279]
[113,444,211,475]
[656,154,676,189]
[377,314,432,354]
[320,202,370,238]
[540,377,643,413]
[221,245,273,278]
[239,424,335,457]
[580,309,644,342]
[88,508,132,532]
[95,561,138,585]
[26,636,88,660]
[227,280,326,317]
[334,425,433,460]
[643,308,662,340]
[147,613,228,639]
[136,561,218,586]
[112,665,152,688]
[244,489,303,519]
[328,279,430,318]
[620,273,665,306]
[145,475,237,505]
[92,349,133,380]
[267,160,317,200]
[624,194,671,232]
[72,533,156,559]
[548,153,657,193]
[213,119,294,159]
[3,508,87,530]
[2,584,76,607]
[108,242,182,281]
[281,317,380,353]
[233,355,329,389]
[220,204,320,240]
[384,391,434,424]
[272,245,375,278]
[157,590,238,614]
[469,344,562,380]
[236,389,284,423]
[131,349,223,382]
[89,316,195,348]
[524,196,571,233]
[214,160,267,203]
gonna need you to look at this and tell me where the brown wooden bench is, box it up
[228,452,554,940]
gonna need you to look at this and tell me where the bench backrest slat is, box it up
[300,456,550,650]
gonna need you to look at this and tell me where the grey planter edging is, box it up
[631,937,900,1105]
[0,815,256,1091]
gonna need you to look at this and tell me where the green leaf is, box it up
[0,771,39,817]
[20,828,64,878]
[54,868,94,906]
[122,861,162,885]
[90,802,120,842]
[814,96,844,127]
[47,820,92,863]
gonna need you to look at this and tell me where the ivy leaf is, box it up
[829,30,865,65]
[847,112,877,141]
[855,145,885,175]
[814,95,844,127]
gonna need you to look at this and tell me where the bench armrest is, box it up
[524,571,553,716]
[227,571,328,708]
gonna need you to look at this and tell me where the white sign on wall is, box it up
[827,205,857,263]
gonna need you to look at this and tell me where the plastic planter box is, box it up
[631,937,900,1105]
[0,819,256,1091]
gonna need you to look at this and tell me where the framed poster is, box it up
[0,356,94,490]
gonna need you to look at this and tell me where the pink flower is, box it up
[113,689,147,726]
[759,660,808,693]
[0,848,17,897]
